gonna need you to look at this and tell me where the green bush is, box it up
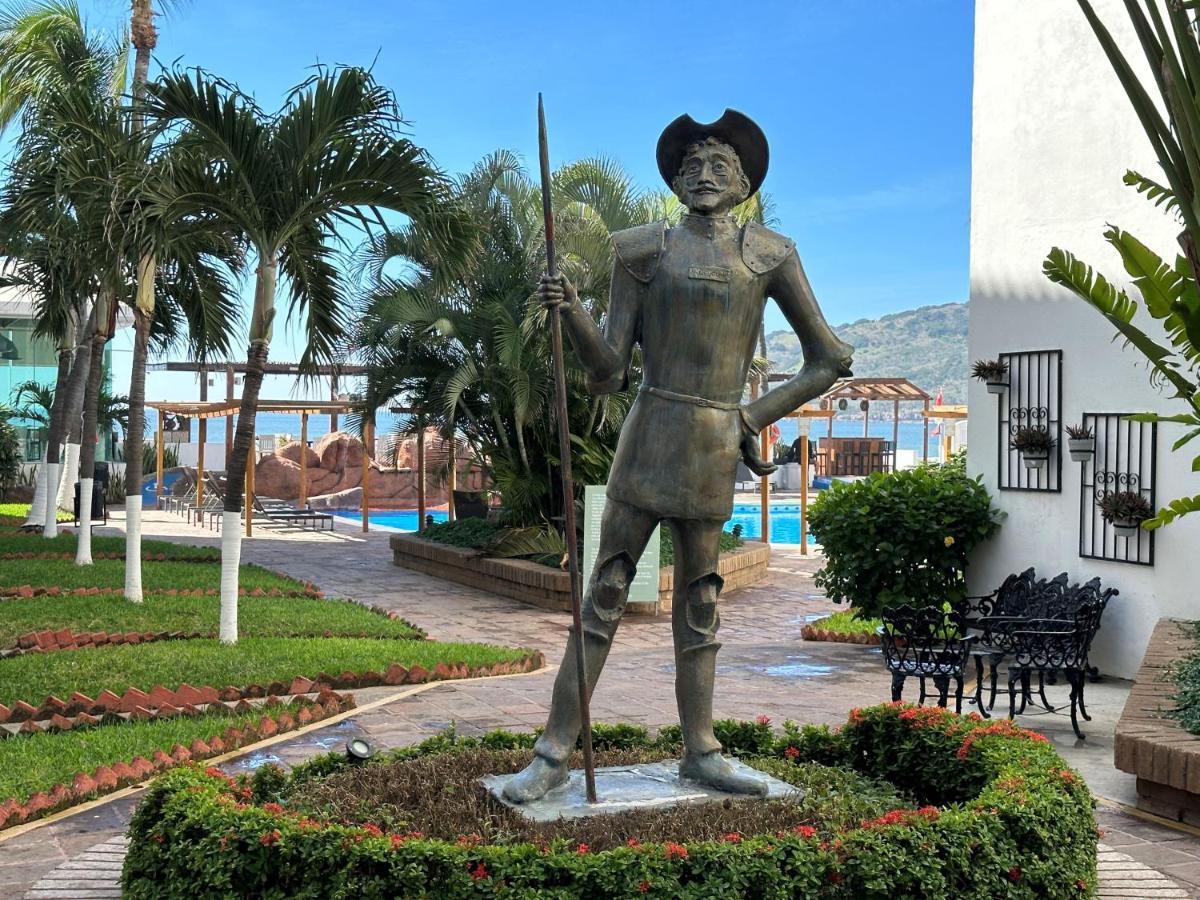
[0,420,20,500]
[122,703,1097,899]
[808,458,1002,618]
[418,518,503,548]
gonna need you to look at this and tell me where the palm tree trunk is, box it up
[130,1,155,128]
[76,297,113,565]
[24,343,73,527]
[128,0,156,596]
[123,305,152,599]
[218,259,276,644]
[45,307,96,537]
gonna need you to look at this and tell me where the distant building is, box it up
[968,0,1200,679]
[0,282,115,462]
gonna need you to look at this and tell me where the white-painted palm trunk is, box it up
[219,510,242,643]
[125,497,144,602]
[57,442,80,512]
[42,461,61,538]
[23,451,48,527]
[75,478,94,565]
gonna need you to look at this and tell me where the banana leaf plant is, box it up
[1040,0,1200,529]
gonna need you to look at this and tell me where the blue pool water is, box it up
[336,503,813,545]
[331,508,449,531]
[727,503,815,545]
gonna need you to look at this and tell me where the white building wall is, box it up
[969,0,1200,679]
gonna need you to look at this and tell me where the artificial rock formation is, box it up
[252,430,481,509]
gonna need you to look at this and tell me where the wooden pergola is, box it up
[759,375,935,552]
[810,376,934,458]
[146,399,383,537]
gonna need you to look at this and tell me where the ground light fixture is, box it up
[345,737,377,763]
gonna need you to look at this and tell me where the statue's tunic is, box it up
[578,214,847,522]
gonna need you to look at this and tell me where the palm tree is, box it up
[353,153,775,535]
[0,1,126,533]
[143,65,470,641]
[4,19,238,563]
[0,0,127,132]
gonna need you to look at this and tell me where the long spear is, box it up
[538,93,597,803]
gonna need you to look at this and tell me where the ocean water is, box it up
[150,410,942,455]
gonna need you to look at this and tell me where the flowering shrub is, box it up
[122,703,1096,899]
[808,457,1002,617]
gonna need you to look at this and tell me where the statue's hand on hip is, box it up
[738,411,778,477]
[539,274,578,314]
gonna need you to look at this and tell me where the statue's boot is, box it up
[673,571,768,798]
[502,553,634,804]
[675,643,768,797]
[502,624,616,802]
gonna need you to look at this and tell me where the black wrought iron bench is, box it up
[964,568,1117,738]
[878,605,977,714]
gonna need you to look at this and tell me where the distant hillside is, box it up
[766,302,968,404]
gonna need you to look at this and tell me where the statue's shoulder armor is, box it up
[611,221,667,284]
[741,221,796,275]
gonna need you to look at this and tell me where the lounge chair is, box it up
[251,494,334,531]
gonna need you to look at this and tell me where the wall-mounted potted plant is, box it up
[1010,426,1055,469]
[1097,490,1153,537]
[972,359,1009,394]
[1065,423,1095,462]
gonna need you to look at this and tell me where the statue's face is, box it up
[674,141,747,215]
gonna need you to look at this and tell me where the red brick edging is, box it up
[0,651,546,727]
[0,690,354,831]
[0,551,220,563]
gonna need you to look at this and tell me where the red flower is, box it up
[756,714,771,725]
[577,843,589,854]
[1008,866,1022,882]
[784,746,800,759]
[639,881,651,894]
[793,825,817,839]
[664,841,689,860]
[204,766,226,779]
[261,802,284,815]
[470,862,488,881]
[722,832,742,843]
[361,823,383,838]
[626,838,641,848]
[259,829,281,846]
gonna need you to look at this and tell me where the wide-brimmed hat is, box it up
[656,109,768,197]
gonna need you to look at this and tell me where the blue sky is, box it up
[71,0,974,400]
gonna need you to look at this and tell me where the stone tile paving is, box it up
[3,511,1199,896]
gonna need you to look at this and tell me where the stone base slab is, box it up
[390,535,770,615]
[481,758,797,822]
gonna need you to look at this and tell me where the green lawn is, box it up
[0,503,70,523]
[0,637,532,706]
[0,703,298,806]
[0,594,422,647]
[0,558,310,594]
[0,532,218,560]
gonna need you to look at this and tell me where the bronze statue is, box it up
[503,110,853,803]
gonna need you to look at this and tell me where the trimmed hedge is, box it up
[122,704,1098,898]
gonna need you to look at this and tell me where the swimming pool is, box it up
[727,504,815,545]
[331,508,449,531]
[335,503,813,545]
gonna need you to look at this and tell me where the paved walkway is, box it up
[3,510,1200,897]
